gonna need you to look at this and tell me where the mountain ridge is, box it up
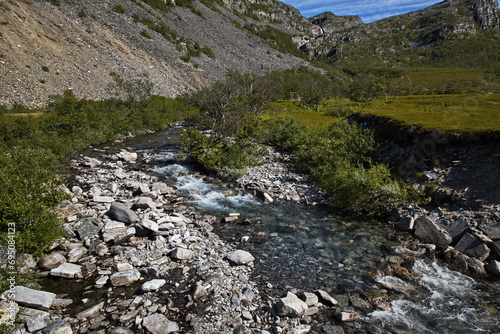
[0,0,499,108]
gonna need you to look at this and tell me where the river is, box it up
[92,125,500,333]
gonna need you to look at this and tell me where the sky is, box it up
[280,0,445,23]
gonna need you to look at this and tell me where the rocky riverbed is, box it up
[1,131,499,334]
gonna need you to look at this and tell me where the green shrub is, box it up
[112,4,126,13]
[140,29,153,39]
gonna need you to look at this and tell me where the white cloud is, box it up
[281,0,444,22]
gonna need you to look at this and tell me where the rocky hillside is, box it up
[0,0,311,108]
[299,0,500,62]
[1,0,499,108]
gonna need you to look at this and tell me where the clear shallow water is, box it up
[129,127,500,333]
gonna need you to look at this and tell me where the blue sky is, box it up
[280,0,445,23]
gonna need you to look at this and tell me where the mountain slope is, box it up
[300,0,500,66]
[0,0,310,107]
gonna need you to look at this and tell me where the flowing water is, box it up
[117,126,500,333]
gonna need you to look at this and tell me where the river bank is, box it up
[1,125,499,333]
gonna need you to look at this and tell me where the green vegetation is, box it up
[112,4,126,13]
[0,88,196,255]
[181,69,411,215]
[140,29,153,39]
[362,94,500,133]
[243,24,307,59]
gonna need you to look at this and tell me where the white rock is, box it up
[93,196,115,203]
[50,263,83,279]
[141,279,166,292]
[276,292,308,317]
[227,250,255,265]
[142,313,179,333]
[170,248,194,261]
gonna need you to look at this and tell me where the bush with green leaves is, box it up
[259,118,410,215]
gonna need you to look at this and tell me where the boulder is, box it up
[445,217,470,242]
[66,246,88,263]
[486,260,500,276]
[152,182,175,194]
[142,313,179,333]
[276,292,308,317]
[42,319,73,334]
[299,292,319,306]
[39,252,66,270]
[314,289,338,306]
[480,222,500,240]
[395,217,414,231]
[108,327,134,334]
[227,250,254,265]
[75,301,104,320]
[414,216,452,249]
[110,269,141,286]
[170,247,194,261]
[135,196,156,209]
[11,286,55,310]
[26,314,47,332]
[455,233,490,261]
[50,263,83,278]
[108,203,138,224]
[141,279,166,292]
[76,218,103,240]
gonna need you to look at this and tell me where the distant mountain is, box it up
[0,0,498,108]
[299,0,500,66]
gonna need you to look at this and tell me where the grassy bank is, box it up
[362,93,500,133]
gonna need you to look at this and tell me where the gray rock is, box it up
[108,203,138,224]
[486,260,500,276]
[26,314,47,332]
[455,233,490,261]
[38,252,66,270]
[414,216,452,249]
[315,289,338,306]
[75,301,104,320]
[480,222,500,240]
[445,217,470,242]
[170,247,194,261]
[276,292,308,317]
[110,269,141,286]
[12,286,56,310]
[107,327,134,334]
[42,319,73,334]
[227,250,254,265]
[50,263,82,278]
[142,313,179,333]
[66,246,87,263]
[139,219,159,232]
[76,218,103,240]
[395,217,414,231]
[141,279,166,292]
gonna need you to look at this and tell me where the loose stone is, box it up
[110,269,141,286]
[227,250,255,265]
